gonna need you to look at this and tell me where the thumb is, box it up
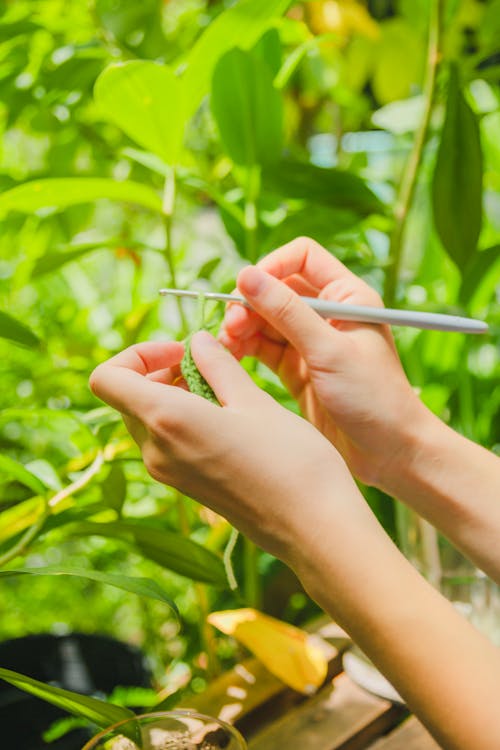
[237,266,338,358]
[189,331,265,407]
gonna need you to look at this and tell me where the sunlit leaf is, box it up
[0,311,40,348]
[0,179,161,215]
[0,568,178,614]
[372,18,424,104]
[182,0,292,117]
[208,608,328,694]
[0,498,45,545]
[432,65,483,270]
[0,455,48,495]
[0,667,134,730]
[94,61,185,164]
[212,48,283,167]
[71,521,227,586]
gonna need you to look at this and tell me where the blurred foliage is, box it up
[0,0,499,735]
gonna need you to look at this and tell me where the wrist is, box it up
[374,398,447,498]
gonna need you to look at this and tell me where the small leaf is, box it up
[71,521,227,586]
[182,0,292,118]
[0,568,178,615]
[0,666,134,731]
[432,65,483,270]
[212,48,283,167]
[101,463,127,513]
[94,61,185,164]
[0,311,40,348]
[0,455,47,495]
[32,245,105,278]
[0,178,161,215]
[459,245,500,304]
[263,159,384,215]
[208,608,328,694]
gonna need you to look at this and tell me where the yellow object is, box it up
[208,608,328,694]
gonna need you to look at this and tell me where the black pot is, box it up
[0,633,152,750]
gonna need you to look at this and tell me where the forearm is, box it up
[291,502,500,750]
[377,405,500,582]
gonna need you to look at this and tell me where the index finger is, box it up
[89,341,185,419]
[258,236,358,290]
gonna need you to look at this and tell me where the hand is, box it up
[220,237,429,489]
[89,332,361,566]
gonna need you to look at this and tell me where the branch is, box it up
[383,0,443,306]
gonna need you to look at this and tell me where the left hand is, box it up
[89,332,361,566]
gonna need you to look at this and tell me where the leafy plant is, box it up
[0,0,499,744]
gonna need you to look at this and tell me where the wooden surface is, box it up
[182,618,442,749]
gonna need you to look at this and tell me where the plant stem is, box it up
[162,169,188,336]
[175,493,220,679]
[383,0,443,306]
[243,537,262,609]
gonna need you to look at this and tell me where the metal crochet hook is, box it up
[158,288,488,334]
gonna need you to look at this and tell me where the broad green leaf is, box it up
[0,311,40,348]
[0,568,178,614]
[94,61,185,164]
[71,521,227,586]
[211,48,283,167]
[263,159,384,215]
[182,0,292,117]
[0,178,161,215]
[459,245,500,304]
[432,65,483,270]
[0,667,134,731]
[0,455,47,495]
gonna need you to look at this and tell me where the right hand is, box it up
[220,237,429,489]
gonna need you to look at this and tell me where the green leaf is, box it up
[71,521,227,586]
[252,27,282,77]
[211,48,283,167]
[0,178,161,215]
[0,666,134,731]
[0,311,40,348]
[459,245,500,304]
[432,65,483,270]
[32,244,105,278]
[0,568,178,614]
[0,455,47,495]
[262,159,385,215]
[182,0,292,118]
[101,463,127,514]
[94,61,185,164]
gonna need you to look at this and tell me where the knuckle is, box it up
[143,448,167,484]
[274,288,298,323]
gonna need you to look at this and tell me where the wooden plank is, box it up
[368,717,441,750]
[247,673,405,750]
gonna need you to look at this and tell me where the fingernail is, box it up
[238,266,267,296]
